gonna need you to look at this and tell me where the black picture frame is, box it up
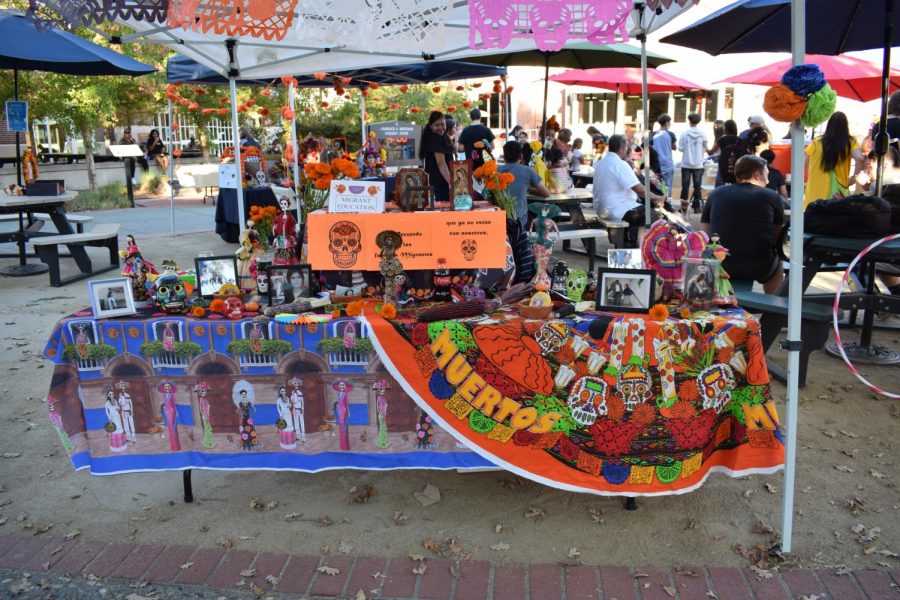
[266,263,314,306]
[595,268,656,313]
[194,255,239,298]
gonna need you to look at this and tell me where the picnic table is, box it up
[0,191,76,276]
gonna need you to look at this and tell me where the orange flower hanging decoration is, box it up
[399,85,409,93]
[280,106,295,120]
[258,107,270,116]
[369,82,380,89]
[380,304,397,319]
[649,304,669,321]
[432,86,442,93]
[217,108,228,116]
[462,101,472,108]
[446,106,457,113]
[312,72,327,80]
[410,107,421,113]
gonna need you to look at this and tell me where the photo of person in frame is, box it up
[397,167,429,211]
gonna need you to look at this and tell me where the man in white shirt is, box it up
[678,113,709,214]
[593,134,666,248]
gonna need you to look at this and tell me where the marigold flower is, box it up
[631,402,656,425]
[446,106,457,113]
[260,88,272,96]
[399,85,409,93]
[188,102,199,111]
[649,304,669,321]
[314,177,331,190]
[679,307,692,319]
[346,300,365,317]
[370,82,380,89]
[331,309,342,318]
[321,101,330,108]
[432,86,442,93]
[462,101,473,108]
[245,99,255,107]
[209,299,225,314]
[191,306,206,318]
[410,107,421,113]
[201,108,213,116]
[380,304,397,319]
[258,108,270,116]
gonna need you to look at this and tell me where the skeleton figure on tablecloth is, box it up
[289,377,306,443]
[373,379,390,449]
[116,380,135,443]
[45,394,72,453]
[275,385,296,450]
[157,380,180,452]
[232,380,259,451]
[332,379,353,451]
[104,388,127,453]
[195,381,215,449]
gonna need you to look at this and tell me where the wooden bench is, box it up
[0,212,93,233]
[734,287,832,388]
[31,223,120,287]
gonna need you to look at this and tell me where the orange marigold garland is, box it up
[191,306,206,317]
[605,394,625,421]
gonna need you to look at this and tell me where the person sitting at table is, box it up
[119,127,149,184]
[419,111,454,203]
[498,141,551,226]
[458,108,494,169]
[759,149,789,206]
[592,134,666,248]
[145,129,169,172]
[701,155,785,294]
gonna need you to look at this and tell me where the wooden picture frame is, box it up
[194,255,239,298]
[89,277,137,319]
[450,159,473,199]
[595,268,656,313]
[266,263,314,306]
[395,167,432,211]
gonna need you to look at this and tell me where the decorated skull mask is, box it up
[565,269,588,302]
[224,296,243,320]
[255,272,269,293]
[461,239,478,261]
[567,376,608,426]
[152,273,187,314]
[697,364,736,413]
[616,363,653,411]
[328,220,362,268]
[534,321,568,355]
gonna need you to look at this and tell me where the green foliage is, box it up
[62,343,117,360]
[139,172,168,196]
[70,183,130,211]
[316,336,374,354]
[139,340,203,358]
[226,339,293,355]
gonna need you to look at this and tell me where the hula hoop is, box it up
[831,233,900,399]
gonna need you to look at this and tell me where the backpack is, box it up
[718,138,750,184]
[805,194,892,238]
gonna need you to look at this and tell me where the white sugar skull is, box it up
[328,220,362,268]
[256,272,269,293]
[530,2,573,52]
[697,364,736,414]
[567,376,608,426]
[255,170,268,186]
[565,269,588,302]
[461,239,478,261]
[534,321,567,355]
[616,363,653,412]
[471,0,515,48]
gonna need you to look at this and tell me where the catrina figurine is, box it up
[119,235,158,303]
[236,220,264,292]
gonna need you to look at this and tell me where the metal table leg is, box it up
[183,469,194,503]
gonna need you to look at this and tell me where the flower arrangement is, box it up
[472,160,516,220]
[248,205,277,250]
[302,158,360,221]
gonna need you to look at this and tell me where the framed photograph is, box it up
[266,264,314,306]
[450,159,473,199]
[195,255,238,297]
[595,268,656,313]
[396,167,432,211]
[682,258,718,305]
[89,277,136,319]
[607,248,643,270]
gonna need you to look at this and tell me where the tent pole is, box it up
[288,82,301,226]
[781,0,807,556]
[614,83,620,135]
[640,26,652,226]
[229,77,245,236]
[541,53,550,145]
[167,99,175,236]
[14,67,21,188]
[874,0,894,197]
[360,92,367,150]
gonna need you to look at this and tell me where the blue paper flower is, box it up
[781,64,826,97]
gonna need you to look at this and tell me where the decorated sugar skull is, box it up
[255,170,268,186]
[152,273,188,313]
[697,364,736,413]
[328,220,362,268]
[565,269,588,302]
[224,296,243,320]
[533,321,568,355]
[255,272,269,293]
[567,376,608,426]
[463,284,486,301]
[461,239,478,261]
[615,363,653,411]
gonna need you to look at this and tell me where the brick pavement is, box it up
[0,532,896,599]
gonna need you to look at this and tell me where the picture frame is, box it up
[89,277,137,319]
[595,268,656,313]
[395,167,432,211]
[682,258,719,306]
[266,264,314,306]
[607,248,644,270]
[450,159,473,199]
[194,255,239,298]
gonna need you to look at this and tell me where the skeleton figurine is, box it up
[375,230,405,309]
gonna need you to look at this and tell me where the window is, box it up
[576,93,616,125]
[328,320,371,367]
[238,321,278,368]
[487,94,501,130]
[704,90,719,123]
[67,321,103,371]
[623,93,669,127]
[151,320,190,369]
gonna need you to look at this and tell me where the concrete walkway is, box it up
[0,532,896,599]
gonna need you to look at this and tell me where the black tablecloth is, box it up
[214,187,279,243]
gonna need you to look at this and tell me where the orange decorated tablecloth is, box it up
[364,305,785,496]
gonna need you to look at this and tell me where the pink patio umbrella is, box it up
[717,54,900,102]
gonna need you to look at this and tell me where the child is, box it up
[759,149,788,205]
[569,138,585,172]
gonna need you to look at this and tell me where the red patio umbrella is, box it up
[717,54,900,102]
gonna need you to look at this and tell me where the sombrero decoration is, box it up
[471,322,554,395]
[375,230,403,253]
[527,202,561,219]
[763,63,836,127]
[156,380,177,393]
[331,379,354,392]
[194,381,210,393]
[288,377,303,388]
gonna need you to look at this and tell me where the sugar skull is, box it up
[530,2,572,52]
[565,269,588,302]
[224,296,243,320]
[697,364,736,414]
[615,363,653,411]
[461,239,478,261]
[152,273,188,313]
[254,170,268,186]
[463,284,486,301]
[534,321,568,355]
[568,376,608,426]
[328,220,362,268]
[256,272,269,293]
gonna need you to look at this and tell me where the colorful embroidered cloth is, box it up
[365,305,785,496]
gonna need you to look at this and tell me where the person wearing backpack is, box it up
[651,114,677,193]
[709,119,742,186]
[804,111,866,209]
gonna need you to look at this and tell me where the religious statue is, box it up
[527,202,561,291]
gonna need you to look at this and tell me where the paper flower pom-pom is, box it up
[763,83,808,123]
[802,83,837,128]
[781,64,826,97]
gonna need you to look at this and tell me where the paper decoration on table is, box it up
[328,180,386,214]
[218,164,238,190]
[468,0,630,51]
[168,0,298,41]
[46,0,167,27]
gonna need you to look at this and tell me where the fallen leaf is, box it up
[216,537,233,549]
[861,527,882,543]
[413,484,441,507]
[839,430,858,438]
[33,523,52,535]
[490,542,510,551]
[822,431,837,438]
[524,506,545,519]
[835,565,851,576]
[566,547,581,558]
[423,538,441,553]
[1,453,21,458]
[338,542,354,554]
[317,565,340,576]
[798,595,822,600]
[408,553,425,561]
[835,465,855,473]
[179,561,194,570]
[706,591,719,599]
[265,574,279,586]
[588,508,604,524]
[870,469,887,479]
[750,566,772,580]
[663,585,677,597]
[742,489,754,499]
[392,511,408,525]
[764,483,777,494]
[412,563,427,575]
[348,484,376,504]
[494,523,504,533]
[64,530,80,540]
[752,521,776,535]
[317,516,333,527]
[284,512,303,521]
[249,582,264,596]
[240,568,257,577]
[354,591,367,600]
[448,539,462,554]
[450,563,461,579]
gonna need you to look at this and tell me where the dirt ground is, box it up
[0,228,897,573]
